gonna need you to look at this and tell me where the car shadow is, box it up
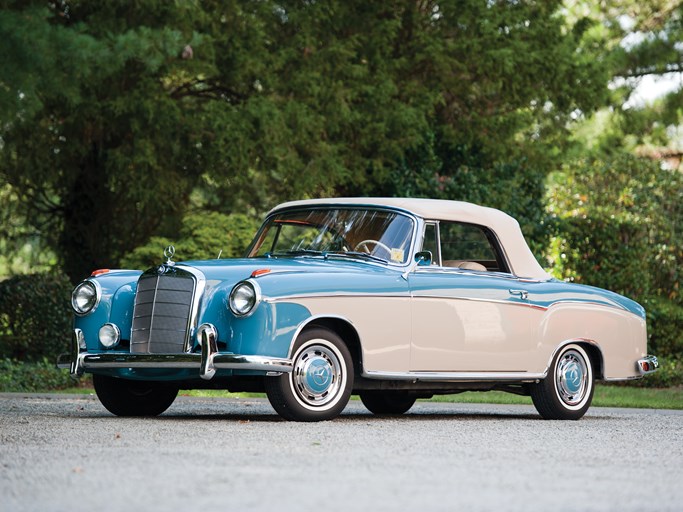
[69,397,616,423]
[149,410,583,423]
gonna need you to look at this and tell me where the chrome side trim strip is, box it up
[411,294,629,313]
[265,293,409,303]
[411,294,547,310]
[362,370,546,382]
[266,291,628,315]
[604,375,642,382]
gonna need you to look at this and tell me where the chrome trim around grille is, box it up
[131,264,206,354]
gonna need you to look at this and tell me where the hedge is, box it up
[0,273,72,363]
[0,358,86,392]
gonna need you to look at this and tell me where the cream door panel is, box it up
[294,296,412,373]
[409,270,538,372]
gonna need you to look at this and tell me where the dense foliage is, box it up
[1,0,609,281]
[547,154,682,300]
[0,358,83,392]
[0,273,72,362]
[121,212,260,269]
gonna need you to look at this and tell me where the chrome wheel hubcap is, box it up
[291,342,344,409]
[556,349,588,406]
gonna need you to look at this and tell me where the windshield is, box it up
[248,208,415,264]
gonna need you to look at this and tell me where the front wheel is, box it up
[360,391,416,415]
[265,328,353,421]
[530,343,594,420]
[93,374,179,417]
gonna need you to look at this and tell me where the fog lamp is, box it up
[98,323,121,348]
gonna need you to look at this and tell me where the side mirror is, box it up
[403,251,432,280]
[414,251,432,266]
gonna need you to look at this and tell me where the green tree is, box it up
[120,211,259,269]
[567,1,682,165]
[1,0,614,281]
[1,1,216,281]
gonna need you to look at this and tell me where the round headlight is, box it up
[71,280,100,316]
[98,323,121,348]
[229,281,259,317]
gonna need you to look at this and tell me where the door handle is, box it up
[508,289,528,300]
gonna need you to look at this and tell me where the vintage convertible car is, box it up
[59,198,658,421]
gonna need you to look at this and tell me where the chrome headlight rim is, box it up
[71,279,102,316]
[228,279,261,317]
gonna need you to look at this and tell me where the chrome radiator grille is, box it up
[131,269,197,353]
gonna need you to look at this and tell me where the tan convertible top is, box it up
[270,197,551,280]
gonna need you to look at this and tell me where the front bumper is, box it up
[57,328,293,380]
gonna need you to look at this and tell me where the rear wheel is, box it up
[360,391,416,415]
[531,343,594,420]
[93,374,179,417]
[265,328,353,421]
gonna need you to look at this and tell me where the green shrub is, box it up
[644,297,683,358]
[634,297,683,387]
[0,273,73,363]
[546,154,682,300]
[0,358,90,392]
[548,215,652,299]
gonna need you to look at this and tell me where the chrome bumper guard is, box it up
[57,328,293,380]
[637,355,659,375]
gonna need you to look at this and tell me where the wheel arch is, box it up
[546,338,604,380]
[289,315,363,376]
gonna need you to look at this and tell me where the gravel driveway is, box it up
[1,393,681,512]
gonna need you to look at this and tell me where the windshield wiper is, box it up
[271,249,327,258]
[328,251,387,264]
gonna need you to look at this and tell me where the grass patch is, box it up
[592,384,683,410]
[424,384,683,410]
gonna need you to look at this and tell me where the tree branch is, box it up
[617,63,683,79]
[169,78,248,103]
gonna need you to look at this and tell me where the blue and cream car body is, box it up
[61,198,658,421]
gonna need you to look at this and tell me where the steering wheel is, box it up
[354,239,392,256]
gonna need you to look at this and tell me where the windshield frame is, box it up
[246,205,420,268]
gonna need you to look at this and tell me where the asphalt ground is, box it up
[1,393,681,512]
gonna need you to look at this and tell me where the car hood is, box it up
[177,257,399,282]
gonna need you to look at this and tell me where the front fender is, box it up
[226,301,312,359]
[73,270,142,351]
